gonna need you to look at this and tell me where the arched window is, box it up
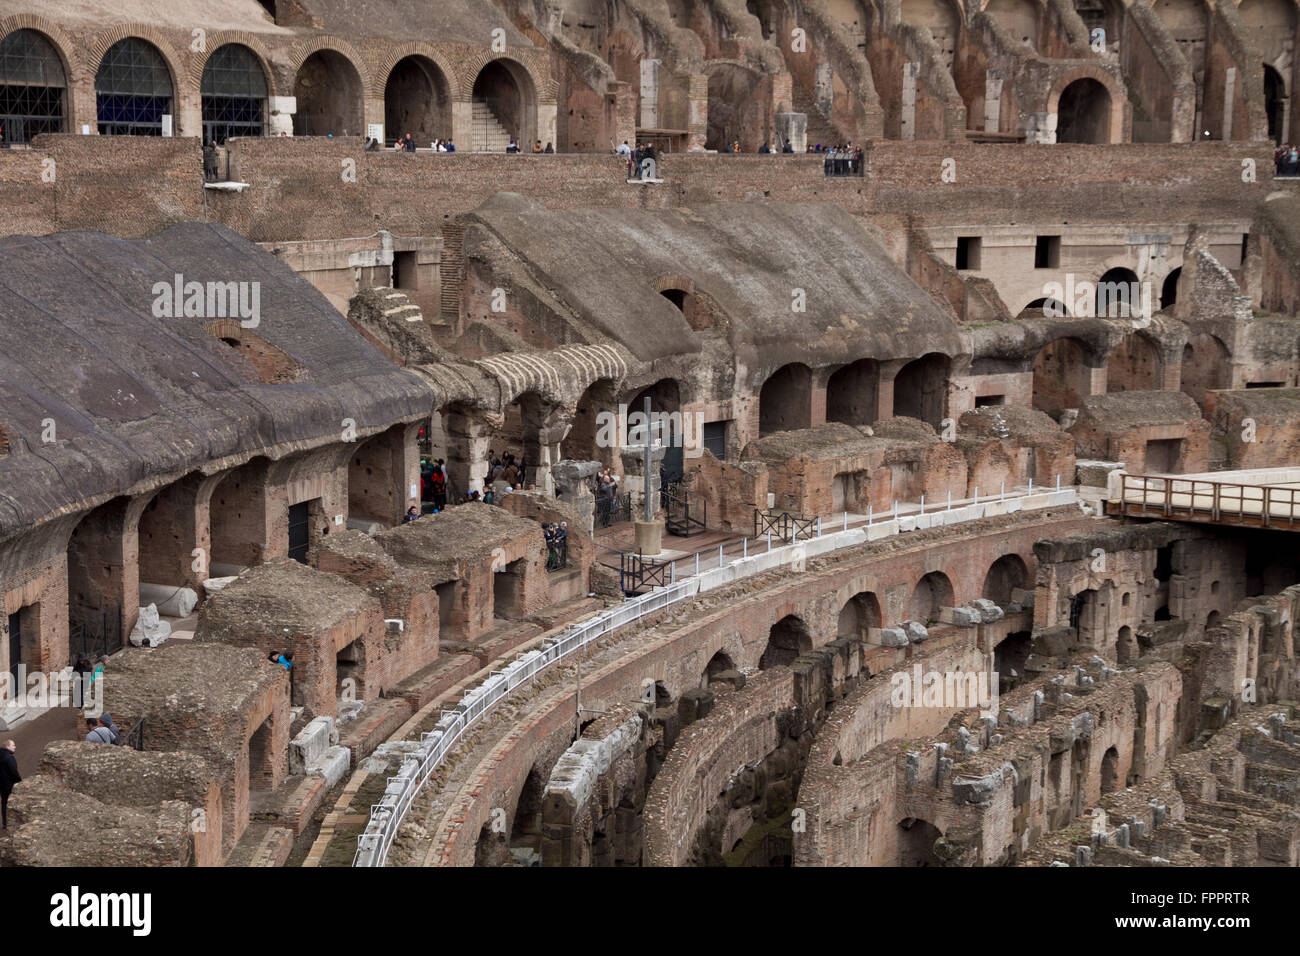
[201,44,267,144]
[95,38,173,136]
[0,29,67,143]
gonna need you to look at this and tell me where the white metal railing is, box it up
[351,481,1077,865]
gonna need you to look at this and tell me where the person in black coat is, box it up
[0,740,20,828]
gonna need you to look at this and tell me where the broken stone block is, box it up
[901,620,929,643]
[939,605,979,626]
[969,598,1004,622]
[877,627,908,647]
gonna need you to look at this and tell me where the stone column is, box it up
[268,96,297,137]
[443,407,499,496]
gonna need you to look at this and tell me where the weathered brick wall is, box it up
[0,137,1276,243]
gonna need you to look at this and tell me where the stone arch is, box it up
[826,359,881,427]
[1106,331,1162,393]
[374,44,461,103]
[188,33,279,97]
[892,353,949,428]
[837,590,883,639]
[704,60,770,151]
[1100,745,1120,793]
[1263,62,1286,143]
[1049,69,1124,143]
[1020,296,1071,317]
[0,25,71,143]
[199,43,271,144]
[1032,337,1093,416]
[760,614,813,669]
[471,57,540,148]
[1056,77,1112,143]
[292,44,365,137]
[1160,266,1181,309]
[1238,0,1298,73]
[908,571,954,623]
[1180,332,1230,407]
[759,363,814,436]
[897,817,945,865]
[384,54,453,146]
[982,553,1028,605]
[1117,623,1137,663]
[703,649,736,686]
[563,377,620,467]
[457,49,554,105]
[1095,266,1142,318]
[92,34,179,136]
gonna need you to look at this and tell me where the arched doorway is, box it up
[892,353,948,428]
[837,591,882,639]
[472,59,536,150]
[826,359,880,427]
[706,63,768,151]
[703,649,735,686]
[982,554,1028,606]
[95,38,173,135]
[898,817,944,865]
[1057,78,1111,143]
[760,615,813,669]
[1100,745,1119,794]
[385,55,451,147]
[1032,337,1093,417]
[563,378,619,468]
[293,49,362,136]
[0,29,67,143]
[1160,267,1181,309]
[201,44,268,144]
[627,378,683,481]
[908,571,953,624]
[1095,267,1141,318]
[1020,297,1071,318]
[1263,63,1285,144]
[1180,333,1229,407]
[759,364,813,436]
[1106,333,1162,392]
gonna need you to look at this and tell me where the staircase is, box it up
[790,78,842,149]
[470,101,512,153]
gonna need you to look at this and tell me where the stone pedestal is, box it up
[635,519,664,556]
[551,459,602,535]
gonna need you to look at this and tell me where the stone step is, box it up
[249,773,329,834]
[226,822,295,867]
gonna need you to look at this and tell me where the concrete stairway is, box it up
[470,101,512,152]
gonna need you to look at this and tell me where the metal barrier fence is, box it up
[352,481,1078,866]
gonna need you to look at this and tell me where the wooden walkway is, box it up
[1108,473,1300,530]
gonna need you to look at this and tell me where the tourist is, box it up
[782,141,794,154]
[85,716,114,745]
[203,140,219,182]
[445,138,455,152]
[544,142,554,154]
[99,712,122,745]
[404,505,420,522]
[365,137,380,151]
[0,740,18,828]
[267,651,292,671]
[758,141,771,154]
[405,132,417,152]
[507,137,520,154]
[533,139,543,154]
[483,487,495,504]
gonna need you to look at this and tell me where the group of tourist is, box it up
[542,521,568,570]
[821,143,865,177]
[370,134,457,152]
[1275,143,1299,176]
[616,140,659,178]
[507,138,554,153]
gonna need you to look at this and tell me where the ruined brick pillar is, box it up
[138,471,230,591]
[443,407,499,495]
[67,494,154,641]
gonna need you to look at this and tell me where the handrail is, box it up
[1113,473,1300,529]
[352,481,1078,865]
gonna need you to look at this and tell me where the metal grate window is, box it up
[95,37,173,136]
[201,44,267,143]
[0,29,67,144]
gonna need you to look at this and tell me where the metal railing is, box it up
[1112,473,1300,530]
[353,480,1078,866]
[754,509,820,542]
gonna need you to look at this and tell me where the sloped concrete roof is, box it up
[295,0,532,44]
[0,222,430,539]
[464,194,964,365]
